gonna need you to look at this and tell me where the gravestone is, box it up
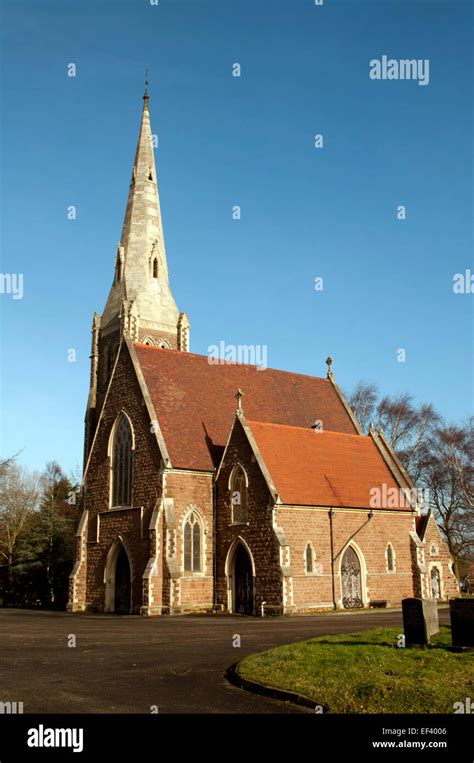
[402,598,439,646]
[450,598,474,649]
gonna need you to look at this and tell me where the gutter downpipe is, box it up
[329,507,336,610]
[213,476,218,611]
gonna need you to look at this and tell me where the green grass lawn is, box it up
[238,626,474,713]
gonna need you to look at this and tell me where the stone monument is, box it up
[402,597,439,647]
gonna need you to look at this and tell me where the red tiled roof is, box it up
[133,344,358,471]
[246,419,402,508]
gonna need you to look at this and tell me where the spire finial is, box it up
[143,68,149,104]
[325,356,334,378]
[235,388,244,412]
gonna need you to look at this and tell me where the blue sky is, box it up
[0,0,472,474]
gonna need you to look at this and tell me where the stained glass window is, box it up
[184,512,202,573]
[387,544,394,572]
[112,415,133,507]
[231,466,248,523]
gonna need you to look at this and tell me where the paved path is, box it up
[0,608,449,714]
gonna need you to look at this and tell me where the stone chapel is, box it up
[68,90,458,616]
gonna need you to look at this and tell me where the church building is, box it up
[68,90,458,616]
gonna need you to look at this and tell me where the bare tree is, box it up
[376,397,440,482]
[0,461,40,605]
[347,383,473,579]
[459,417,474,509]
[347,382,378,433]
[0,453,20,477]
[418,420,474,579]
[347,384,440,481]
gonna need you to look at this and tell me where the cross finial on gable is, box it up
[325,356,334,378]
[235,388,244,412]
[143,67,149,105]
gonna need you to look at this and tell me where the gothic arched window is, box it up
[152,258,158,278]
[387,543,395,572]
[230,465,248,524]
[305,543,313,574]
[184,512,202,573]
[111,414,133,508]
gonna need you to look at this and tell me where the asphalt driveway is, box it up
[0,608,449,714]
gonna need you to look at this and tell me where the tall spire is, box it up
[84,87,190,463]
[101,87,182,342]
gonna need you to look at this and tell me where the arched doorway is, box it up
[234,545,254,615]
[104,539,132,613]
[341,546,363,608]
[114,546,131,614]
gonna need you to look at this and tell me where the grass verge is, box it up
[237,626,474,713]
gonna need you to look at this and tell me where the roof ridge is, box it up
[134,343,328,382]
[246,419,369,439]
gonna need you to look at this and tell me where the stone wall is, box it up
[76,343,164,613]
[276,506,416,611]
[215,418,283,615]
[162,470,214,614]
